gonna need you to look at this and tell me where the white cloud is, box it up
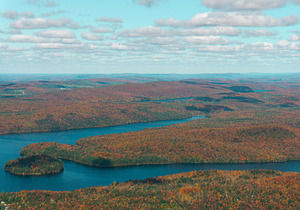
[7,35,52,43]
[44,1,57,7]
[120,26,168,37]
[2,11,18,19]
[37,30,75,38]
[81,33,103,41]
[6,47,30,51]
[133,0,165,7]
[1,11,34,19]
[111,43,129,50]
[95,17,123,23]
[7,34,79,44]
[155,12,298,27]
[244,29,277,37]
[246,42,275,51]
[290,43,300,50]
[60,38,80,44]
[92,28,112,33]
[277,40,290,47]
[172,27,242,36]
[120,26,241,38]
[10,18,71,29]
[27,0,58,7]
[36,43,98,51]
[185,36,230,45]
[21,12,35,18]
[7,29,22,34]
[197,45,242,52]
[0,43,8,49]
[288,34,300,41]
[202,0,287,10]
[138,37,178,45]
[36,43,68,49]
[41,10,68,17]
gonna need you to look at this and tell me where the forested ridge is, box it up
[21,122,300,167]
[1,76,299,209]
[0,169,299,209]
[1,77,299,135]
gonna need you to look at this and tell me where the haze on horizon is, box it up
[0,0,300,74]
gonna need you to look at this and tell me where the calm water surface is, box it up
[0,116,299,192]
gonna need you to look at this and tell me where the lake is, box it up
[0,116,299,192]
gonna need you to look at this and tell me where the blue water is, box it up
[0,115,299,192]
[254,90,270,92]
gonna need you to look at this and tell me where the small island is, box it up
[4,155,64,176]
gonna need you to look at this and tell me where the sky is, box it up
[0,0,300,74]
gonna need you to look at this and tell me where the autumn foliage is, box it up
[0,169,299,209]
[21,122,300,167]
[4,155,64,176]
[2,77,299,135]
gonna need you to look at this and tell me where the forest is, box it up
[1,76,299,135]
[1,75,299,208]
[0,169,299,209]
[4,155,64,176]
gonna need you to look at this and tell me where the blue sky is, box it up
[0,0,300,74]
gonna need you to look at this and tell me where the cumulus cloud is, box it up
[197,45,242,52]
[202,0,287,10]
[288,34,300,41]
[1,11,34,19]
[156,12,298,27]
[119,26,241,38]
[0,43,8,49]
[120,26,169,37]
[60,38,80,44]
[277,40,290,47]
[44,1,57,7]
[37,29,75,38]
[22,12,35,18]
[27,0,58,7]
[244,29,277,37]
[35,43,98,52]
[92,28,112,33]
[133,0,165,7]
[10,18,75,29]
[111,43,129,50]
[7,34,79,44]
[137,37,178,45]
[7,35,52,43]
[172,27,242,36]
[2,11,18,19]
[246,42,275,51]
[81,33,103,41]
[95,17,123,23]
[290,42,300,51]
[41,10,68,17]
[185,36,230,45]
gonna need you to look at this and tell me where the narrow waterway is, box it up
[0,116,299,192]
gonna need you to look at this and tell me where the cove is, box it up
[254,90,270,92]
[0,115,299,192]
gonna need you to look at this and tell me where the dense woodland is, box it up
[1,77,299,135]
[1,76,299,208]
[4,155,64,176]
[0,169,299,209]
[21,120,300,167]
